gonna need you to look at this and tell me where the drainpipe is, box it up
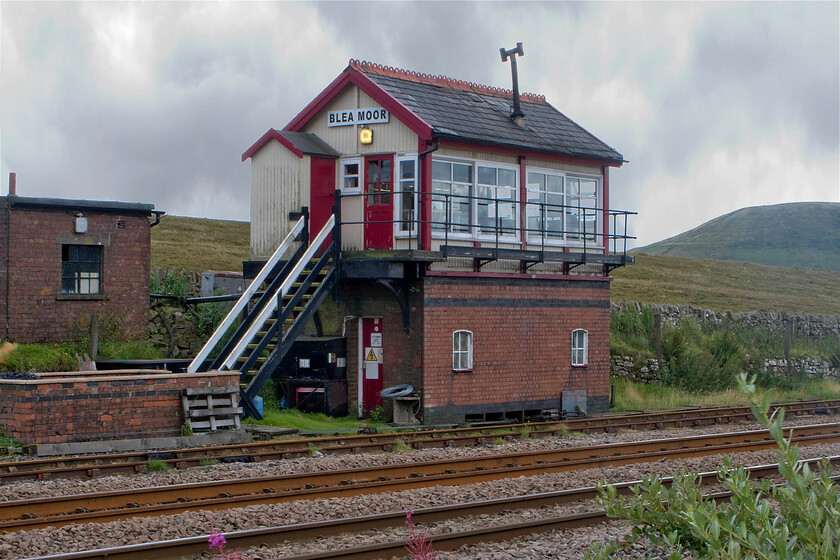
[150,210,165,227]
[417,137,440,251]
[4,174,13,340]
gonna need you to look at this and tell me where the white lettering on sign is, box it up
[327,107,390,127]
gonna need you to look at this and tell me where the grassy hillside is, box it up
[151,215,249,273]
[611,253,840,315]
[635,202,840,271]
[150,216,840,315]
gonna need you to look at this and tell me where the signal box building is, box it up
[205,58,634,424]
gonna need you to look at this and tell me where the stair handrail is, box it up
[221,214,336,371]
[187,216,306,373]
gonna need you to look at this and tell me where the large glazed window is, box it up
[432,159,520,238]
[527,169,600,245]
[62,245,102,295]
[453,330,473,371]
[432,161,473,233]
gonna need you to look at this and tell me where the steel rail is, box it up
[3,423,839,532]
[2,399,838,484]
[23,458,840,560]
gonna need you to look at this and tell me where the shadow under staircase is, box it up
[187,210,338,419]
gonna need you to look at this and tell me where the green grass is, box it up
[2,341,163,372]
[151,215,249,273]
[145,459,170,472]
[611,254,840,315]
[245,408,384,432]
[611,377,840,412]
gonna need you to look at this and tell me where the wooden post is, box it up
[784,320,794,375]
[88,314,100,360]
[653,312,663,359]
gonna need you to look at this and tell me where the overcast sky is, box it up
[2,1,838,247]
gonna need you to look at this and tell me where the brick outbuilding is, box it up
[0,194,159,343]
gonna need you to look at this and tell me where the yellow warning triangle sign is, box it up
[365,348,378,362]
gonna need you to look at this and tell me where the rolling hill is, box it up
[634,202,840,271]
[150,214,840,315]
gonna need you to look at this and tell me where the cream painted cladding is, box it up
[250,142,312,259]
[300,86,418,156]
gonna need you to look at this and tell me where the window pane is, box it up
[400,160,415,180]
[478,166,496,185]
[453,163,472,183]
[498,169,516,188]
[380,160,391,182]
[432,161,450,181]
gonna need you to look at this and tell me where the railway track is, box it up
[2,399,838,484]
[4,422,839,533]
[24,457,840,560]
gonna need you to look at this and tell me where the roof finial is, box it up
[500,42,525,125]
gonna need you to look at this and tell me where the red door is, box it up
[360,317,384,417]
[364,155,394,250]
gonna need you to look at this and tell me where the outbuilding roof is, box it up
[4,195,155,215]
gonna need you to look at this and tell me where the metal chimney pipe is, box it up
[500,42,525,124]
[8,173,15,195]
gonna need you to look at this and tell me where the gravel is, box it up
[0,414,837,560]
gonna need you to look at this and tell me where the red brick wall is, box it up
[0,370,240,444]
[1,204,150,342]
[340,280,423,417]
[421,274,611,424]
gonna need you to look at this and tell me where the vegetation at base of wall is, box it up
[610,306,840,393]
[589,374,839,559]
[0,340,163,372]
[610,377,840,412]
[611,253,840,315]
[151,215,250,273]
[244,408,385,432]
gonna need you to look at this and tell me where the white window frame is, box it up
[571,329,588,367]
[339,157,362,194]
[394,154,418,238]
[452,329,473,371]
[431,157,520,241]
[525,166,602,247]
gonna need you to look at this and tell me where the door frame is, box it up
[363,154,395,250]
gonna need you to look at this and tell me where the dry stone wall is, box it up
[612,301,840,340]
[610,302,840,381]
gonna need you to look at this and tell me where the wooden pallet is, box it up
[182,385,242,432]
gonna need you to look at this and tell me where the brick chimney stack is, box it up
[8,173,16,195]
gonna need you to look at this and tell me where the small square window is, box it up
[341,158,361,193]
[62,245,102,295]
[572,329,588,367]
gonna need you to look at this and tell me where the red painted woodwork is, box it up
[361,317,384,416]
[310,156,336,248]
[602,166,609,254]
[364,155,394,250]
[283,67,432,141]
[242,129,303,162]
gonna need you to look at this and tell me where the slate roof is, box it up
[353,61,624,164]
[279,131,341,158]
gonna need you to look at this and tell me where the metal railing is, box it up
[338,189,636,257]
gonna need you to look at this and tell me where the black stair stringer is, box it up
[208,242,307,372]
[242,266,337,419]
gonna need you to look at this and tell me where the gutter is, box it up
[150,210,166,228]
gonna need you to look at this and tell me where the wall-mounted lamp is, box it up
[359,127,373,145]
[74,213,88,234]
